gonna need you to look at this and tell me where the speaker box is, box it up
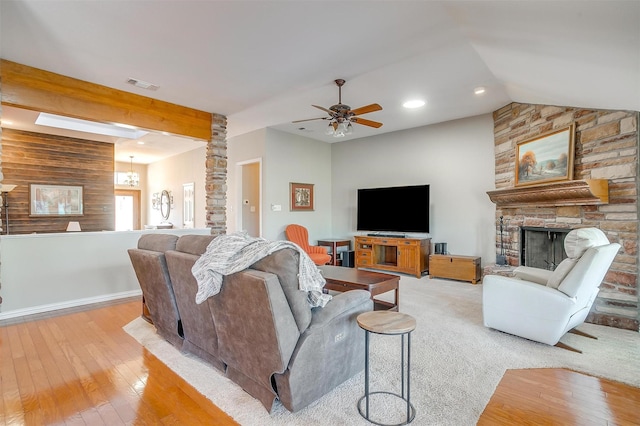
[434,242,448,255]
[341,250,355,268]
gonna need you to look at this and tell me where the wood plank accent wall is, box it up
[1,60,212,141]
[2,128,115,234]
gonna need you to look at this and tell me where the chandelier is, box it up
[124,155,139,187]
[325,119,353,138]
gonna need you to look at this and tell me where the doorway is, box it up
[236,159,262,237]
[115,189,141,231]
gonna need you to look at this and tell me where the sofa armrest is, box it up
[308,289,372,330]
[274,289,372,411]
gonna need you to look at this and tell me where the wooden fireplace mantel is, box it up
[487,179,609,208]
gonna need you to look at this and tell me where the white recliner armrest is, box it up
[513,266,553,285]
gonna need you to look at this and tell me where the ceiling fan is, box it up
[293,79,383,137]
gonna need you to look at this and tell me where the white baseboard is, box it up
[0,289,143,320]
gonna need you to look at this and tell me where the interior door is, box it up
[183,182,195,228]
[115,189,141,231]
[238,160,261,237]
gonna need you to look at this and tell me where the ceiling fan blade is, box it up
[312,105,335,116]
[292,117,326,123]
[351,117,383,128]
[350,103,382,116]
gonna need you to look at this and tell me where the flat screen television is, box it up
[357,184,430,234]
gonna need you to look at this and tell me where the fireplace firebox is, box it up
[520,227,571,270]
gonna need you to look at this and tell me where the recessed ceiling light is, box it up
[403,100,426,109]
[474,87,486,95]
[1,120,13,126]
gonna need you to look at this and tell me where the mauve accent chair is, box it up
[285,224,331,266]
[483,227,620,352]
[128,234,183,348]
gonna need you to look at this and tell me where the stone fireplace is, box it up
[520,227,570,270]
[488,103,639,331]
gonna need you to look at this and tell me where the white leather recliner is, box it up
[483,228,620,351]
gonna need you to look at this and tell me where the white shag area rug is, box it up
[124,275,640,425]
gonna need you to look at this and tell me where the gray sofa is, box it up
[129,234,373,412]
[128,234,183,348]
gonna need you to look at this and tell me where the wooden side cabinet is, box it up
[429,254,482,284]
[354,236,430,278]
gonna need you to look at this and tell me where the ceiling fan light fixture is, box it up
[334,121,349,138]
[403,99,425,109]
[325,122,335,136]
[293,79,383,138]
[345,122,353,135]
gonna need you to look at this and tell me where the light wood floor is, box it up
[1,298,638,425]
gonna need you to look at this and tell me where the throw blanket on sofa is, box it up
[192,232,332,308]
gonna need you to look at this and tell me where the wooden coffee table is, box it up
[318,265,399,311]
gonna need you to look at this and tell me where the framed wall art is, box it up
[290,182,314,211]
[30,184,84,216]
[515,124,575,187]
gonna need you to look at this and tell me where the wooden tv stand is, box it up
[354,235,430,278]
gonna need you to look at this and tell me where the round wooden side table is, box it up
[357,311,416,425]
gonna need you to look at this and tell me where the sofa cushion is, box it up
[138,233,178,252]
[564,228,609,259]
[546,258,578,289]
[250,248,312,333]
[176,234,217,255]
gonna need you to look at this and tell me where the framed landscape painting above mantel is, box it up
[30,184,84,216]
[515,124,575,187]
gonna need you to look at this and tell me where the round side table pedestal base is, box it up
[357,391,416,426]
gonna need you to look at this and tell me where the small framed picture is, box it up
[515,124,575,187]
[290,182,314,211]
[30,184,84,216]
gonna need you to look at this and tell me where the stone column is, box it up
[206,113,227,235]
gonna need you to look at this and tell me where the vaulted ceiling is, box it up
[1,1,639,155]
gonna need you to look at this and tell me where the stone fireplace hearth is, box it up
[488,103,639,331]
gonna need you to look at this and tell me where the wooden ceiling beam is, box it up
[1,59,212,141]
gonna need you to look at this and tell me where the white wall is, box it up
[262,129,332,242]
[147,146,207,228]
[228,115,496,262]
[331,114,497,264]
[227,128,333,243]
[0,228,211,319]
